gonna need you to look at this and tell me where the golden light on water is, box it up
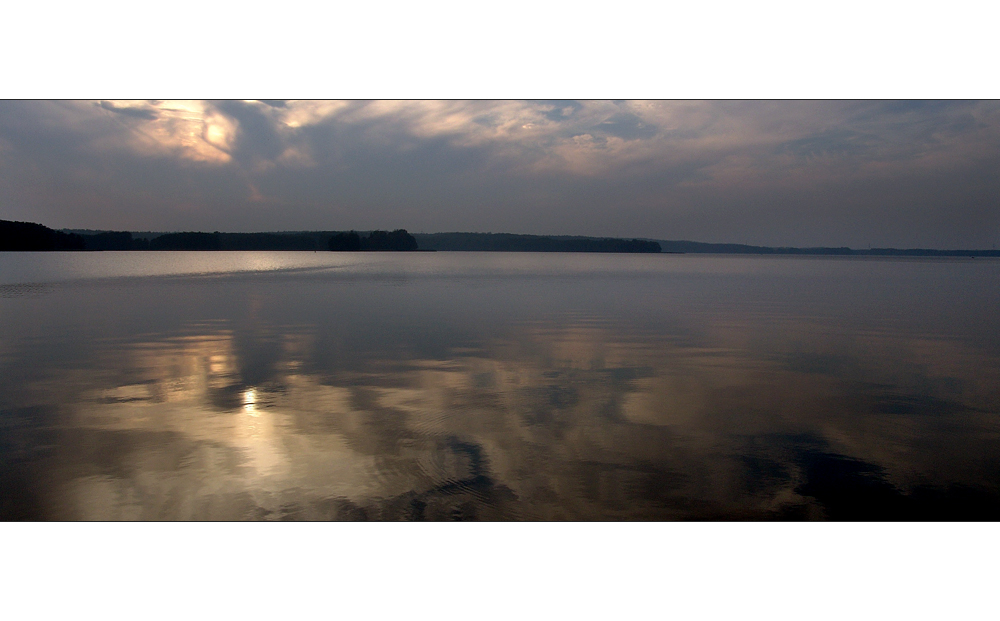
[243,388,258,416]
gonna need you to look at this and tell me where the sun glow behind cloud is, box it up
[83,100,1000,182]
[98,100,237,163]
[93,100,714,174]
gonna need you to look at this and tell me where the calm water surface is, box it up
[2,251,999,520]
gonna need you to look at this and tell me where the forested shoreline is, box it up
[411,232,661,253]
[4,219,999,256]
[1,220,420,252]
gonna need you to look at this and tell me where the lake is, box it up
[2,251,999,520]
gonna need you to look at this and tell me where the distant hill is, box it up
[413,233,661,253]
[652,239,1000,257]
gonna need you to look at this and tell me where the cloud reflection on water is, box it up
[1,255,999,520]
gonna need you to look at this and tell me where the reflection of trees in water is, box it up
[5,317,1000,520]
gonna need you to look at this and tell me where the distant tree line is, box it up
[655,240,854,254]
[86,231,150,250]
[0,220,422,252]
[412,232,661,253]
[4,219,999,256]
[653,239,1000,257]
[148,232,323,251]
[328,230,418,251]
[144,230,419,251]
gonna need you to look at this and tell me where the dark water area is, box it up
[1,251,999,520]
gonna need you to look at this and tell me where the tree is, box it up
[329,231,361,251]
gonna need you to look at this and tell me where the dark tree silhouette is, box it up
[329,231,362,251]
[149,232,222,250]
[361,230,418,251]
[329,230,418,251]
[412,232,660,253]
[0,219,85,251]
[82,231,135,250]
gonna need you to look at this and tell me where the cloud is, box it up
[99,100,159,120]
[1,100,999,247]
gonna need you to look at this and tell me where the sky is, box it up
[0,99,998,249]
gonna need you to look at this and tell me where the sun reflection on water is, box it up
[243,388,258,416]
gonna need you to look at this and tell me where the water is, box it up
[2,251,999,520]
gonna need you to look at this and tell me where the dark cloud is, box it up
[98,100,159,120]
[210,99,286,162]
[538,100,583,120]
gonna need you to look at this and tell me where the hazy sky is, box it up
[0,100,998,248]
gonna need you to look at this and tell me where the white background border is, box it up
[2,2,997,618]
[2,1,997,99]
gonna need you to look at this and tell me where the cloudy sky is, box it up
[1,99,998,249]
